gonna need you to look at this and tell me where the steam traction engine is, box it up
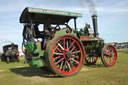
[20,7,117,77]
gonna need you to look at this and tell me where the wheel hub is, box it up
[109,53,113,57]
[65,52,71,59]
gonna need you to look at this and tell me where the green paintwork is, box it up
[34,42,45,57]
[77,30,89,36]
[28,7,82,17]
[20,7,82,24]
[31,59,44,68]
[25,42,34,52]
[54,29,77,37]
[70,30,77,36]
[31,42,45,67]
[25,42,45,68]
[85,43,100,49]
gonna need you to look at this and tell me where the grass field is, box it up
[0,49,128,85]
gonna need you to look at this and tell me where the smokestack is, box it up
[92,15,98,37]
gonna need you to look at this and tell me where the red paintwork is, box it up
[51,36,84,75]
[99,38,103,40]
[80,36,89,41]
[103,45,117,66]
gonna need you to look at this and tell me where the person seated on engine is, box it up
[23,24,34,42]
[84,23,90,35]
[44,23,55,38]
[43,23,55,49]
[85,23,94,37]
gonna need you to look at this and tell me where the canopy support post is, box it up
[74,18,77,31]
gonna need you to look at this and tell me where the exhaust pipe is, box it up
[92,15,98,37]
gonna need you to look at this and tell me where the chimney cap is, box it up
[92,14,97,18]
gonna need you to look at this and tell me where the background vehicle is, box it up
[0,52,2,61]
[2,43,20,63]
[20,7,117,77]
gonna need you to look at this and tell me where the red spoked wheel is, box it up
[86,56,98,65]
[101,44,117,67]
[46,35,85,77]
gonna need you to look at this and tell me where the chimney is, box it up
[92,15,98,37]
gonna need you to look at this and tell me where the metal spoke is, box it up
[70,47,75,53]
[104,56,107,62]
[71,50,80,54]
[69,59,73,68]
[88,57,91,62]
[60,61,64,70]
[113,53,116,59]
[58,43,64,50]
[55,57,64,65]
[92,57,94,63]
[112,57,114,61]
[69,41,75,50]
[112,52,115,60]
[90,57,92,62]
[63,61,67,71]
[70,58,79,64]
[93,57,96,62]
[54,52,63,55]
[72,55,79,59]
[104,50,108,56]
[107,56,109,64]
[56,46,62,53]
[105,49,109,55]
[111,50,113,57]
[66,41,69,49]
[66,61,72,71]
[54,56,61,60]
[109,57,112,63]
[86,57,90,60]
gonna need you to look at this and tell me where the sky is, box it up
[0,0,128,51]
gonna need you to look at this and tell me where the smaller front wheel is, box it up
[86,56,98,65]
[101,45,117,67]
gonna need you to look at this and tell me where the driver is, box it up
[23,24,35,42]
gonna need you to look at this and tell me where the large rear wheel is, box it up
[101,44,117,67]
[46,35,85,77]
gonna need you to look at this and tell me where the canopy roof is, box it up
[3,44,18,49]
[20,7,82,24]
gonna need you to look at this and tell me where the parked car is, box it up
[2,43,20,63]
